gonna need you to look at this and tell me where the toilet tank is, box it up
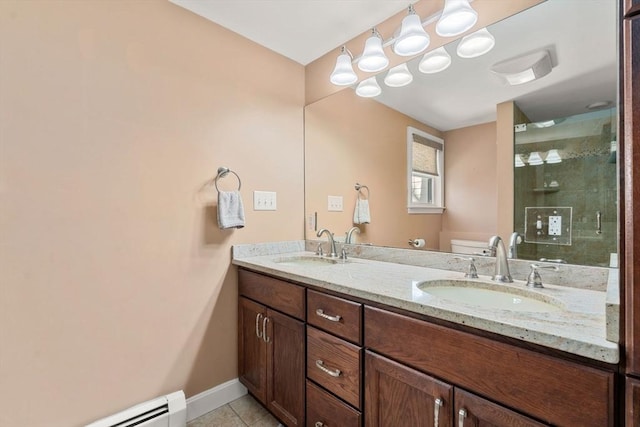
[450,239,490,255]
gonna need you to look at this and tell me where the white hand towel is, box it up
[353,198,371,224]
[218,191,245,229]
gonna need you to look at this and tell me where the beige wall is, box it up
[305,89,443,249]
[0,2,304,426]
[440,122,498,250]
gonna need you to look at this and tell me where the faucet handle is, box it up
[316,243,324,257]
[454,256,478,279]
[339,247,348,260]
[526,264,559,288]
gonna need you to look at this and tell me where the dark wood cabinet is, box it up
[365,306,615,426]
[454,389,547,427]
[238,297,267,403]
[238,270,306,426]
[306,380,361,427]
[239,269,617,427]
[265,308,305,426]
[626,377,640,426]
[365,350,452,427]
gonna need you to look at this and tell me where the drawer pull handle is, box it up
[434,398,443,426]
[458,408,467,427]
[315,359,341,377]
[316,309,342,322]
[255,313,263,339]
[262,316,270,343]
[315,422,324,427]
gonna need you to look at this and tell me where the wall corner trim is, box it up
[186,378,248,422]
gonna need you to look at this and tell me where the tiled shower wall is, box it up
[514,113,617,267]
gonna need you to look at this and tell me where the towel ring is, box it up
[215,167,242,191]
[355,183,369,198]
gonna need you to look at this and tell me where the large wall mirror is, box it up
[304,0,617,267]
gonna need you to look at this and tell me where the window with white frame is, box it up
[407,126,445,214]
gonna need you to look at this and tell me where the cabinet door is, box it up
[266,308,305,426]
[627,377,640,426]
[454,389,548,427]
[365,351,452,427]
[238,297,267,403]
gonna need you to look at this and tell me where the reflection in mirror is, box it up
[514,107,617,267]
[304,0,617,267]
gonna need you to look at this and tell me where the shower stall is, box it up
[513,107,617,267]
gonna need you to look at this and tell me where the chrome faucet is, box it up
[488,236,513,283]
[508,232,522,259]
[346,226,360,244]
[317,228,338,258]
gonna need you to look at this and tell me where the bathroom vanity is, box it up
[234,242,619,427]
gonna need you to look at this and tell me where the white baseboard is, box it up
[186,378,248,422]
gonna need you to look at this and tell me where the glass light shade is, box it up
[456,28,495,58]
[545,149,562,164]
[355,77,382,98]
[528,151,544,166]
[393,13,430,56]
[515,154,525,168]
[330,50,357,86]
[384,63,413,87]
[436,0,478,37]
[418,47,452,74]
[358,32,389,72]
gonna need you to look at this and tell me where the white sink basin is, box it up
[417,279,563,313]
[274,255,340,267]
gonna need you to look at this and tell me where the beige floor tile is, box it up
[187,404,247,427]
[249,412,281,427]
[229,394,270,425]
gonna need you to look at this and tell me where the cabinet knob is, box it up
[315,359,342,377]
[255,313,263,339]
[315,308,342,322]
[314,422,324,427]
[434,398,443,426]
[458,408,467,427]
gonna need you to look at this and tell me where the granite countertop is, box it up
[232,242,619,364]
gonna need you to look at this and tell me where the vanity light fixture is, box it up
[358,28,389,72]
[515,154,526,167]
[545,149,562,164]
[418,46,452,74]
[528,151,544,166]
[393,4,430,57]
[490,50,553,86]
[384,63,414,87]
[356,76,382,97]
[456,27,495,58]
[330,46,358,86]
[436,0,478,37]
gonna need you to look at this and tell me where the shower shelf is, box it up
[532,187,560,193]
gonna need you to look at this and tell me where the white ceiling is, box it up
[170,0,617,131]
[169,0,414,65]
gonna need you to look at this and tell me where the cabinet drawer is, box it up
[239,269,305,320]
[307,289,362,344]
[306,380,361,427]
[307,326,362,409]
[364,306,615,427]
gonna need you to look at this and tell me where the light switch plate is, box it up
[253,191,277,211]
[328,195,343,212]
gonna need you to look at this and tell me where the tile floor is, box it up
[187,394,282,427]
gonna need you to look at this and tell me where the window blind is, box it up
[412,133,443,176]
